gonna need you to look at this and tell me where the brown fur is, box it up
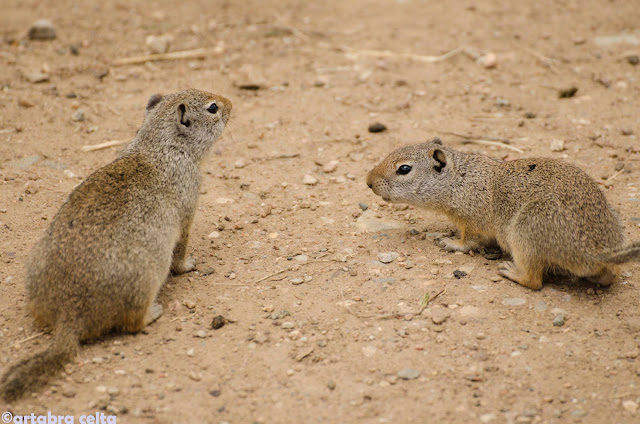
[0,89,231,402]
[366,138,640,290]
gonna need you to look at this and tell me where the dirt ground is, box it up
[1,0,640,423]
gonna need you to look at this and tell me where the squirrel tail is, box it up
[0,322,80,402]
[599,241,640,264]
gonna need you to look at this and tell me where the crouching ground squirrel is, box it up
[0,89,231,401]
[366,138,640,290]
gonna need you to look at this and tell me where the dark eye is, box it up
[396,164,412,175]
[207,103,218,114]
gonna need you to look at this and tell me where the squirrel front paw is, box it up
[172,255,196,274]
[437,237,473,253]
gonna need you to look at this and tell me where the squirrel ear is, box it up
[177,103,191,128]
[430,137,443,145]
[431,149,447,173]
[145,94,163,115]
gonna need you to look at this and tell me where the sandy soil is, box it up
[1,0,640,423]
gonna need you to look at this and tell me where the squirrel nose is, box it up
[367,182,372,188]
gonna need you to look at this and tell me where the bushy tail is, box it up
[600,241,640,264]
[0,324,79,402]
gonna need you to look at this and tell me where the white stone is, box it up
[303,174,318,185]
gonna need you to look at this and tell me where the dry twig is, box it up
[344,289,446,320]
[13,331,46,347]
[113,43,224,66]
[441,131,524,154]
[81,140,127,152]
[340,45,464,63]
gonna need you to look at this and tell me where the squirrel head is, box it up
[134,88,232,159]
[366,137,452,205]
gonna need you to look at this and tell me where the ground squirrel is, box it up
[366,138,640,290]
[0,88,231,401]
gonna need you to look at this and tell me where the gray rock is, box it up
[358,203,369,211]
[10,155,41,169]
[502,298,526,306]
[553,314,565,327]
[594,33,640,47]
[373,277,395,284]
[355,209,405,233]
[397,368,420,380]
[266,310,290,320]
[72,109,85,122]
[294,254,309,263]
[28,19,56,40]
[290,277,304,285]
[378,252,400,263]
[431,308,450,325]
[534,301,547,312]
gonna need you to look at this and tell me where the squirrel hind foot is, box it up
[498,261,543,290]
[584,266,619,287]
[121,302,163,333]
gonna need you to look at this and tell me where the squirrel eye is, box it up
[207,103,218,114]
[396,164,412,175]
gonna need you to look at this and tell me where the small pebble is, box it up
[397,368,420,380]
[72,109,85,122]
[478,52,497,68]
[431,308,450,325]
[234,159,246,168]
[553,314,565,327]
[558,87,578,98]
[627,55,639,66]
[358,203,369,211]
[62,388,76,398]
[303,174,317,185]
[211,315,226,329]
[534,301,548,312]
[502,298,526,306]
[524,112,536,119]
[195,330,207,338]
[622,400,638,414]
[26,72,50,83]
[621,128,634,136]
[28,19,56,40]
[368,122,387,133]
[480,413,496,423]
[18,99,34,108]
[327,380,336,390]
[146,34,173,54]
[294,254,309,263]
[208,231,220,239]
[453,270,467,279]
[281,322,295,329]
[323,160,339,173]
[550,139,565,152]
[378,252,400,264]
